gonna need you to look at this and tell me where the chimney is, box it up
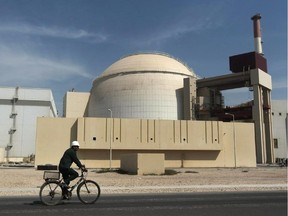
[251,13,263,55]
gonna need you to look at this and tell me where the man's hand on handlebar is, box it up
[81,165,87,172]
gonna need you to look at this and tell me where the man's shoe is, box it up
[62,194,69,200]
[60,182,70,189]
[62,191,71,200]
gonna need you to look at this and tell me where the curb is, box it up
[0,184,286,194]
[101,184,288,190]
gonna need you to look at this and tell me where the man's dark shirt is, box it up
[59,147,82,169]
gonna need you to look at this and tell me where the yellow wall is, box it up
[77,118,223,150]
[35,117,77,166]
[63,92,90,117]
[121,153,165,175]
[35,117,256,168]
[223,122,256,167]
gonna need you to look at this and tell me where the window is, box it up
[274,139,278,149]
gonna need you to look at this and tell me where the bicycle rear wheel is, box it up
[39,181,63,206]
[77,180,100,204]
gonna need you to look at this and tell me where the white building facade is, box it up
[271,100,288,159]
[0,87,57,162]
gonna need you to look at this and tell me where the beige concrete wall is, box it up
[77,118,223,150]
[138,153,165,175]
[35,117,256,168]
[121,153,165,175]
[63,92,90,117]
[120,154,138,174]
[35,117,78,166]
[223,122,256,167]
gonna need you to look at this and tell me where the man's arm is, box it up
[70,150,83,168]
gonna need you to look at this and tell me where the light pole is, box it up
[108,109,113,170]
[225,113,236,168]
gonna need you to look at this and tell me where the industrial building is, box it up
[271,100,288,160]
[0,87,57,162]
[35,52,257,169]
[0,14,285,170]
[35,50,273,170]
[34,14,278,170]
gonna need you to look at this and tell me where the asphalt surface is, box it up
[0,191,286,216]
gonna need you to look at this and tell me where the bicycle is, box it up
[39,169,101,206]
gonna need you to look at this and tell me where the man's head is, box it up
[71,141,80,151]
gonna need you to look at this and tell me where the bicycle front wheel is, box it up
[39,181,63,206]
[77,180,100,204]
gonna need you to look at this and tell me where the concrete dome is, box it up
[88,53,196,120]
[100,53,195,78]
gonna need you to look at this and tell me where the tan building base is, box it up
[35,117,257,169]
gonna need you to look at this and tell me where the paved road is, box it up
[0,191,286,216]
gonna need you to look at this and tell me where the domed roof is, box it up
[89,52,197,120]
[99,53,196,78]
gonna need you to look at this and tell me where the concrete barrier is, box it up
[121,153,165,175]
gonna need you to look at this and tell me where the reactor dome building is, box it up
[88,53,197,120]
[36,14,275,169]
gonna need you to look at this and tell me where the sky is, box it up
[0,0,287,116]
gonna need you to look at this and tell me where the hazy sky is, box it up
[0,0,286,115]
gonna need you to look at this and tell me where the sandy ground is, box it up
[0,165,287,196]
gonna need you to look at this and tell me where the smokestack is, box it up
[251,13,263,55]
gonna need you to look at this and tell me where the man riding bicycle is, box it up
[59,141,86,197]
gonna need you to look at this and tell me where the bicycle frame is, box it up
[68,172,86,192]
[45,170,87,194]
[40,169,100,205]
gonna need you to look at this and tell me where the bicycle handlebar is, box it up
[79,168,88,178]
